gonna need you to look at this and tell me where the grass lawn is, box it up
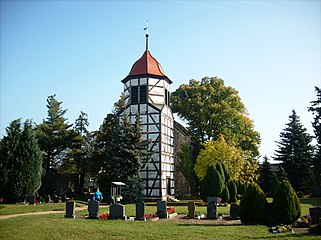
[0,198,320,240]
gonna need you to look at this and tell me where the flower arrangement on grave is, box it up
[166,206,175,214]
[98,212,110,220]
[269,225,292,234]
[144,213,158,220]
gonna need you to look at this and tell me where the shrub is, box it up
[228,181,237,203]
[272,180,301,224]
[220,185,230,203]
[199,166,224,202]
[239,182,267,224]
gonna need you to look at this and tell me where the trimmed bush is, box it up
[272,180,301,224]
[228,181,237,203]
[239,182,268,224]
[220,184,230,203]
[200,166,224,202]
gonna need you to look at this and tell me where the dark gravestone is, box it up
[27,196,35,205]
[188,201,195,219]
[135,200,145,221]
[45,195,51,203]
[88,200,99,219]
[65,201,75,218]
[310,207,321,224]
[229,203,239,220]
[207,197,217,219]
[110,203,126,220]
[53,195,59,203]
[157,200,168,219]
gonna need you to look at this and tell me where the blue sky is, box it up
[1,0,320,161]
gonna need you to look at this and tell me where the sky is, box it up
[1,0,320,162]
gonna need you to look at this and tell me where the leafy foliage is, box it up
[0,119,43,203]
[194,135,243,181]
[239,183,267,224]
[228,181,237,203]
[170,77,260,156]
[176,144,196,195]
[199,166,224,201]
[272,180,301,224]
[273,109,314,192]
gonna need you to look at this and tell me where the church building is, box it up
[121,33,175,200]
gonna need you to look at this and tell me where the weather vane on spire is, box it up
[143,21,149,50]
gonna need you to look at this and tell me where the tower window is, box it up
[131,86,138,104]
[165,89,170,106]
[140,85,147,103]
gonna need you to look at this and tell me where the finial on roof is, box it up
[143,21,149,50]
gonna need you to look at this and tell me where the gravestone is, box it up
[207,197,217,219]
[310,207,321,224]
[110,203,126,220]
[229,203,239,220]
[27,196,35,205]
[188,201,195,219]
[65,201,75,218]
[157,200,168,219]
[88,200,99,219]
[135,200,145,221]
[53,194,59,203]
[45,195,51,203]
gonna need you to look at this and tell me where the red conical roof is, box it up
[122,50,172,83]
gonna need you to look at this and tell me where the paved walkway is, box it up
[0,205,109,220]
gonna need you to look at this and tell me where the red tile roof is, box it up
[123,50,172,83]
[129,50,165,76]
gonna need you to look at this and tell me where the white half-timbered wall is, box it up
[123,76,174,200]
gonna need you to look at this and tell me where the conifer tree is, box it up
[259,156,273,195]
[308,86,321,189]
[199,166,224,202]
[0,119,43,202]
[273,180,301,224]
[36,95,73,194]
[273,109,314,192]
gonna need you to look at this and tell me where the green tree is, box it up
[176,144,196,195]
[273,180,301,224]
[199,166,224,202]
[170,77,261,156]
[228,181,237,203]
[0,119,43,203]
[36,95,73,194]
[259,156,273,195]
[308,86,321,189]
[194,135,243,181]
[273,109,314,192]
[239,183,267,224]
[93,97,151,200]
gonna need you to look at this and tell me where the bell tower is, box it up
[121,33,174,200]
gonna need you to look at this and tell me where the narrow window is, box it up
[131,86,138,104]
[140,85,147,103]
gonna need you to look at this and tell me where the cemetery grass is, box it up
[0,202,86,215]
[0,198,320,240]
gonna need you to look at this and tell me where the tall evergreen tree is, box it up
[0,119,43,203]
[273,109,314,192]
[93,97,151,200]
[199,166,224,202]
[259,156,273,195]
[36,95,73,194]
[308,86,321,188]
